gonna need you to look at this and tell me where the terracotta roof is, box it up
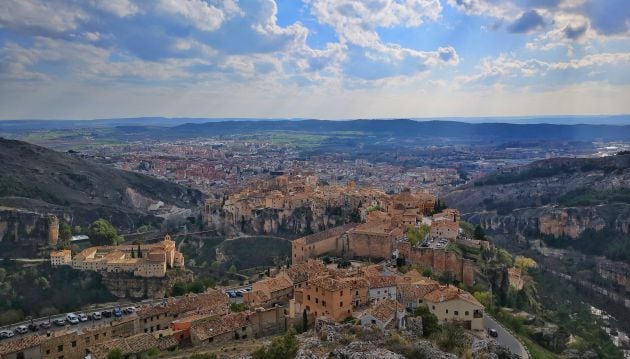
[0,335,42,355]
[423,286,482,307]
[252,273,293,295]
[284,260,327,284]
[309,276,354,291]
[298,223,358,245]
[363,299,405,327]
[138,289,229,318]
[190,312,251,342]
[397,281,440,303]
[90,333,158,359]
[366,274,398,289]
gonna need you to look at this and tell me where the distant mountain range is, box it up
[0,115,630,132]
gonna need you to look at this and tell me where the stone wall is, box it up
[101,270,194,299]
[398,242,474,287]
[348,232,394,260]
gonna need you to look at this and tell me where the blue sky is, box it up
[0,0,629,119]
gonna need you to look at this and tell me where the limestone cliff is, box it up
[101,269,194,299]
[444,153,630,241]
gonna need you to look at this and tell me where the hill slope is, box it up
[0,138,203,231]
[444,153,630,261]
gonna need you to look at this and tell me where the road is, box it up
[484,315,528,358]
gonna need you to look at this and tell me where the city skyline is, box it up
[1,0,629,119]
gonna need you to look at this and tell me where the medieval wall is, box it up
[347,232,394,259]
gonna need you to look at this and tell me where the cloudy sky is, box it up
[0,0,629,120]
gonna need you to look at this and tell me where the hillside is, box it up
[444,153,630,261]
[0,138,203,232]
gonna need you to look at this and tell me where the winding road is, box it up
[484,315,529,358]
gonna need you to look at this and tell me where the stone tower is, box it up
[48,215,59,245]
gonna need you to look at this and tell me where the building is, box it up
[70,236,184,278]
[295,275,355,322]
[423,285,485,332]
[243,273,293,308]
[50,250,71,267]
[359,298,406,331]
[396,275,441,311]
[0,336,42,359]
[366,273,398,303]
[291,224,358,265]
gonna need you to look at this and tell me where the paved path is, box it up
[484,315,529,359]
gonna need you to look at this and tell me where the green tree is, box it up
[473,291,492,308]
[252,328,299,359]
[407,224,430,246]
[413,306,439,337]
[89,219,122,246]
[107,348,123,359]
[496,248,514,267]
[58,222,72,249]
[473,225,486,241]
[172,282,187,296]
[190,354,217,359]
[137,244,143,258]
[72,225,82,235]
[228,264,237,273]
[230,303,246,312]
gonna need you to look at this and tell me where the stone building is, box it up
[295,275,355,322]
[69,236,184,278]
[50,249,71,267]
[424,285,485,333]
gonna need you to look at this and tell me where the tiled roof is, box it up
[366,274,398,289]
[0,334,42,355]
[309,276,354,291]
[90,333,158,359]
[424,286,482,307]
[397,281,440,302]
[284,260,327,284]
[299,223,358,245]
[363,298,405,326]
[138,289,229,318]
[190,312,251,342]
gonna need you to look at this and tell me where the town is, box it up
[0,180,531,359]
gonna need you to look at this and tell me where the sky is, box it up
[0,0,629,120]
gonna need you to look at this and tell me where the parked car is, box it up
[488,328,498,338]
[66,313,79,324]
[78,313,88,322]
[53,318,66,326]
[124,306,136,314]
[113,308,123,317]
[39,321,51,329]
[101,310,112,318]
[14,326,28,334]
[90,312,102,320]
[28,323,39,332]
[0,330,14,338]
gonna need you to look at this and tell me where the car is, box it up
[0,330,14,338]
[66,313,79,324]
[14,325,28,334]
[78,313,88,322]
[53,318,66,326]
[488,328,498,338]
[39,321,51,329]
[101,310,112,318]
[113,308,123,317]
[124,306,136,314]
[90,312,102,320]
[28,323,39,332]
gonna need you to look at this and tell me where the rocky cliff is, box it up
[101,269,193,299]
[444,153,630,260]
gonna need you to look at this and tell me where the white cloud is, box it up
[91,0,138,17]
[0,0,88,33]
[156,0,224,32]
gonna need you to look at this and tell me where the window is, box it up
[322,301,326,307]
[242,326,246,331]
[72,341,77,347]
[339,302,343,307]
[371,319,376,324]
[315,298,318,304]
[307,295,310,300]
[465,311,469,316]
[95,334,99,340]
[454,311,459,316]
[445,309,449,314]
[17,352,24,359]
[46,350,50,355]
[58,345,63,352]
[355,290,359,295]
[432,305,435,310]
